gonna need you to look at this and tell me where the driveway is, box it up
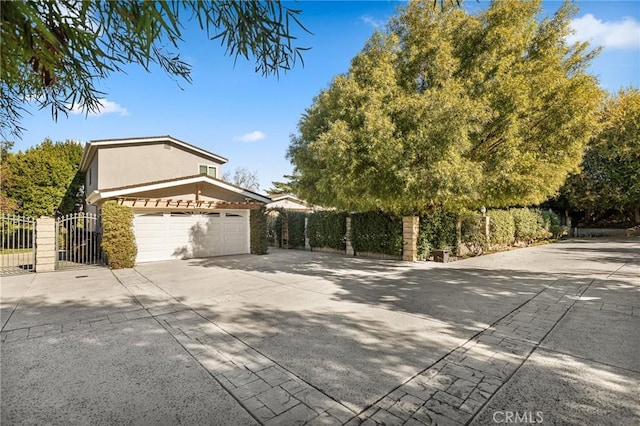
[1,238,638,425]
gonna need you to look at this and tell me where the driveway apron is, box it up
[1,238,638,425]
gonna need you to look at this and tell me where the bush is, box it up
[350,211,402,256]
[266,213,278,246]
[101,201,137,268]
[511,208,540,243]
[307,211,347,250]
[541,210,563,238]
[488,209,515,247]
[460,211,487,255]
[419,210,458,254]
[250,208,268,254]
[287,211,307,248]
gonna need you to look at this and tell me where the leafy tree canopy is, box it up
[1,139,84,217]
[267,174,299,195]
[560,88,640,221]
[1,1,308,138]
[288,0,602,215]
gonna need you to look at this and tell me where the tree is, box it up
[560,88,640,223]
[1,1,308,138]
[267,174,299,195]
[1,139,84,217]
[288,0,602,214]
[0,141,18,212]
[222,167,260,192]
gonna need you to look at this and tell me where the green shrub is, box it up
[101,201,136,269]
[511,208,540,243]
[266,213,278,246]
[350,211,402,256]
[307,211,347,250]
[488,209,515,247]
[419,209,458,256]
[287,211,307,248]
[541,210,563,238]
[250,208,268,254]
[460,211,487,255]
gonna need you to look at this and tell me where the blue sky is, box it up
[14,0,640,192]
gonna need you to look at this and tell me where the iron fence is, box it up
[56,213,103,270]
[0,214,36,274]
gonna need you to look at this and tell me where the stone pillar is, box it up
[345,217,354,256]
[304,217,311,251]
[482,215,490,247]
[35,217,56,272]
[402,216,419,262]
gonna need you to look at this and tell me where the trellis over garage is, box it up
[79,136,271,264]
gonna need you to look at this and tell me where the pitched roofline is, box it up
[267,194,307,204]
[86,174,271,205]
[79,135,228,172]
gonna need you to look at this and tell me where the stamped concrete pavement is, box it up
[1,238,638,425]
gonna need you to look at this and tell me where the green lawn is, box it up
[0,248,33,254]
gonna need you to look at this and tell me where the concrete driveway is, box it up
[1,238,638,425]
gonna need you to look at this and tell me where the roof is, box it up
[267,194,308,204]
[79,135,228,172]
[86,174,272,205]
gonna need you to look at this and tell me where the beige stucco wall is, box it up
[85,154,99,195]
[96,143,223,189]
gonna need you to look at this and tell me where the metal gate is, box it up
[0,214,36,275]
[56,213,103,270]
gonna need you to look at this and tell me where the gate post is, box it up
[345,216,354,256]
[402,216,419,262]
[35,217,56,272]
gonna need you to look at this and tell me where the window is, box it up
[199,164,217,178]
[88,167,92,186]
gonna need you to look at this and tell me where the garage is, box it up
[133,210,249,263]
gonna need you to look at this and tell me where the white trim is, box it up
[86,175,271,204]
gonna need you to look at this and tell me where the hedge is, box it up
[307,211,347,250]
[460,211,487,255]
[287,211,307,248]
[488,209,515,247]
[418,210,458,259]
[510,208,562,243]
[350,211,402,256]
[101,201,136,269]
[250,208,268,254]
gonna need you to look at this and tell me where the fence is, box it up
[0,214,36,274]
[0,213,103,275]
[56,213,103,270]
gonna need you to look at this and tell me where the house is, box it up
[79,135,271,263]
[265,194,316,212]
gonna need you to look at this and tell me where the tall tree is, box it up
[561,88,640,223]
[222,167,261,192]
[1,1,308,138]
[2,139,84,217]
[0,141,18,212]
[267,175,299,195]
[288,0,602,214]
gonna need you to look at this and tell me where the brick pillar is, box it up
[35,217,56,272]
[402,216,419,262]
[304,217,311,251]
[345,217,354,256]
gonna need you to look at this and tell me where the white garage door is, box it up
[133,211,249,263]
